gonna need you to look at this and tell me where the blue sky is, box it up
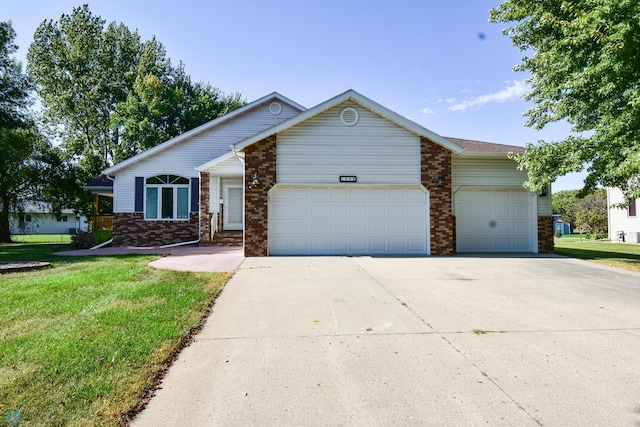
[6,0,585,190]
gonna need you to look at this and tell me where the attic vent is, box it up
[340,107,359,126]
[269,102,282,115]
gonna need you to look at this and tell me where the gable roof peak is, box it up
[234,89,464,154]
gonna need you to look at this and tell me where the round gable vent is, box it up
[269,102,282,115]
[340,107,359,126]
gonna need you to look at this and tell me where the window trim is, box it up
[144,175,191,221]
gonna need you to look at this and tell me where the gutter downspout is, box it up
[90,238,113,250]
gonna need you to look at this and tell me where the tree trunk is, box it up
[0,196,13,243]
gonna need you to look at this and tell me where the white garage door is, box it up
[455,189,536,253]
[269,186,428,255]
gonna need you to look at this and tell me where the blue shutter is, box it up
[135,177,144,212]
[191,177,199,212]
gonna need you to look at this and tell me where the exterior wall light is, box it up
[248,172,260,189]
[539,185,548,197]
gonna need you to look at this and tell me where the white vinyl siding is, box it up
[452,158,549,216]
[113,103,298,212]
[277,103,420,185]
[608,187,640,240]
[269,185,428,255]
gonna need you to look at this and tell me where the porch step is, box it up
[211,230,243,246]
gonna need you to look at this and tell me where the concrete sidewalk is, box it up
[56,245,245,273]
[133,256,640,426]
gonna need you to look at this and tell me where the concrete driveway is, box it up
[133,255,640,426]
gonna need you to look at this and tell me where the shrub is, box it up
[71,231,96,249]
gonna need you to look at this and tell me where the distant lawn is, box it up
[555,236,640,272]
[0,241,229,426]
[11,233,72,243]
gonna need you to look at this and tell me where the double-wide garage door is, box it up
[269,186,428,255]
[455,189,536,252]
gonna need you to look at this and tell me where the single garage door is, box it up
[269,186,428,255]
[455,189,536,252]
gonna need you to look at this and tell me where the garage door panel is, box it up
[456,189,535,253]
[350,222,367,235]
[331,222,348,234]
[330,188,348,199]
[291,222,308,235]
[310,205,328,217]
[388,221,405,234]
[369,204,386,217]
[269,186,428,255]
[495,205,511,219]
[350,204,366,217]
[388,205,405,217]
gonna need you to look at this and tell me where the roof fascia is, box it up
[454,152,516,160]
[103,92,305,175]
[195,150,241,172]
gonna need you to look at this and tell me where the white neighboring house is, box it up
[9,201,88,235]
[607,187,639,243]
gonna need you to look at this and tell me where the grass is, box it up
[0,240,230,426]
[555,235,640,272]
[11,234,72,244]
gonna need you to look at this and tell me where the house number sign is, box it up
[339,176,357,183]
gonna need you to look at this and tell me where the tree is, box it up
[574,189,608,239]
[0,21,31,128]
[490,1,640,203]
[28,4,245,173]
[110,39,244,163]
[551,189,579,229]
[27,5,140,177]
[0,21,41,242]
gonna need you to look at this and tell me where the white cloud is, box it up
[438,97,456,104]
[420,107,435,115]
[450,80,528,112]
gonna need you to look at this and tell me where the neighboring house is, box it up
[101,89,554,256]
[607,187,639,243]
[8,201,87,235]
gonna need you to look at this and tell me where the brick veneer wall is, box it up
[243,136,276,256]
[200,172,211,244]
[112,212,198,246]
[538,216,555,254]
[421,137,455,255]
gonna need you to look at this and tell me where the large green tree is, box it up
[574,189,608,239]
[27,5,140,176]
[0,21,59,242]
[552,188,608,238]
[551,189,579,229]
[490,1,640,203]
[27,5,245,218]
[111,38,243,163]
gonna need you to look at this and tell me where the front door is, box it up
[223,184,243,230]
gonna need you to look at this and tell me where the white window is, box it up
[145,175,190,220]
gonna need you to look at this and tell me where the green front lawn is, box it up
[0,241,229,426]
[555,236,640,272]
